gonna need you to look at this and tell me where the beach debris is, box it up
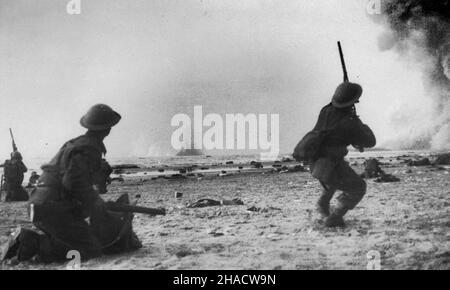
[434,153,450,165]
[168,174,186,180]
[200,167,209,170]
[157,168,165,172]
[250,161,263,168]
[407,158,431,166]
[281,157,293,162]
[110,177,124,182]
[218,170,228,177]
[361,158,385,178]
[226,161,234,165]
[186,198,244,208]
[374,174,400,183]
[208,228,224,237]
[238,166,244,169]
[111,164,139,170]
[175,191,183,199]
[247,206,282,213]
[288,165,306,172]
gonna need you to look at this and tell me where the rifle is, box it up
[337,41,349,83]
[105,201,166,216]
[338,41,364,153]
[9,128,18,152]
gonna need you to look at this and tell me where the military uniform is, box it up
[4,153,29,202]
[1,104,141,263]
[27,171,40,188]
[309,83,376,227]
[94,159,113,194]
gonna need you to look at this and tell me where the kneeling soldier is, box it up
[1,104,142,263]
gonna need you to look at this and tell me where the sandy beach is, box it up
[0,152,449,270]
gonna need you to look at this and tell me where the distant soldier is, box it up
[4,151,29,202]
[94,159,113,194]
[308,83,376,227]
[27,171,40,188]
[1,104,142,263]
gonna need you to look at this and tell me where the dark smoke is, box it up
[378,0,450,150]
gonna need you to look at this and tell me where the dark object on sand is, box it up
[361,158,385,178]
[281,157,293,162]
[434,153,450,165]
[407,158,431,166]
[105,202,166,216]
[170,174,186,179]
[111,164,140,170]
[374,174,400,183]
[110,177,124,182]
[175,192,183,198]
[186,198,244,208]
[247,206,282,213]
[157,168,165,172]
[178,169,187,174]
[251,161,263,168]
[288,165,306,173]
[226,161,234,165]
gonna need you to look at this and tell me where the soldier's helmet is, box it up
[331,82,363,108]
[11,151,22,160]
[80,104,122,131]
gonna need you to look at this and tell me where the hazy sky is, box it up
[0,0,430,159]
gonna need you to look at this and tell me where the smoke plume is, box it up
[377,0,450,150]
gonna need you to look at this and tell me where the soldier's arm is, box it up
[62,148,103,216]
[19,161,27,173]
[349,118,376,148]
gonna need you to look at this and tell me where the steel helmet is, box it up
[80,104,121,131]
[331,82,363,108]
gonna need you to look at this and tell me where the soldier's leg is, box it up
[1,227,41,262]
[31,203,102,262]
[324,161,367,227]
[316,181,336,217]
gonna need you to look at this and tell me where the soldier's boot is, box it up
[316,187,335,218]
[1,226,41,262]
[324,204,349,227]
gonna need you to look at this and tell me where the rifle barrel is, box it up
[9,128,17,152]
[105,202,166,216]
[337,41,349,82]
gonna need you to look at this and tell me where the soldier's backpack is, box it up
[293,129,332,162]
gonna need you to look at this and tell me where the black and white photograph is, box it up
[0,0,449,273]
